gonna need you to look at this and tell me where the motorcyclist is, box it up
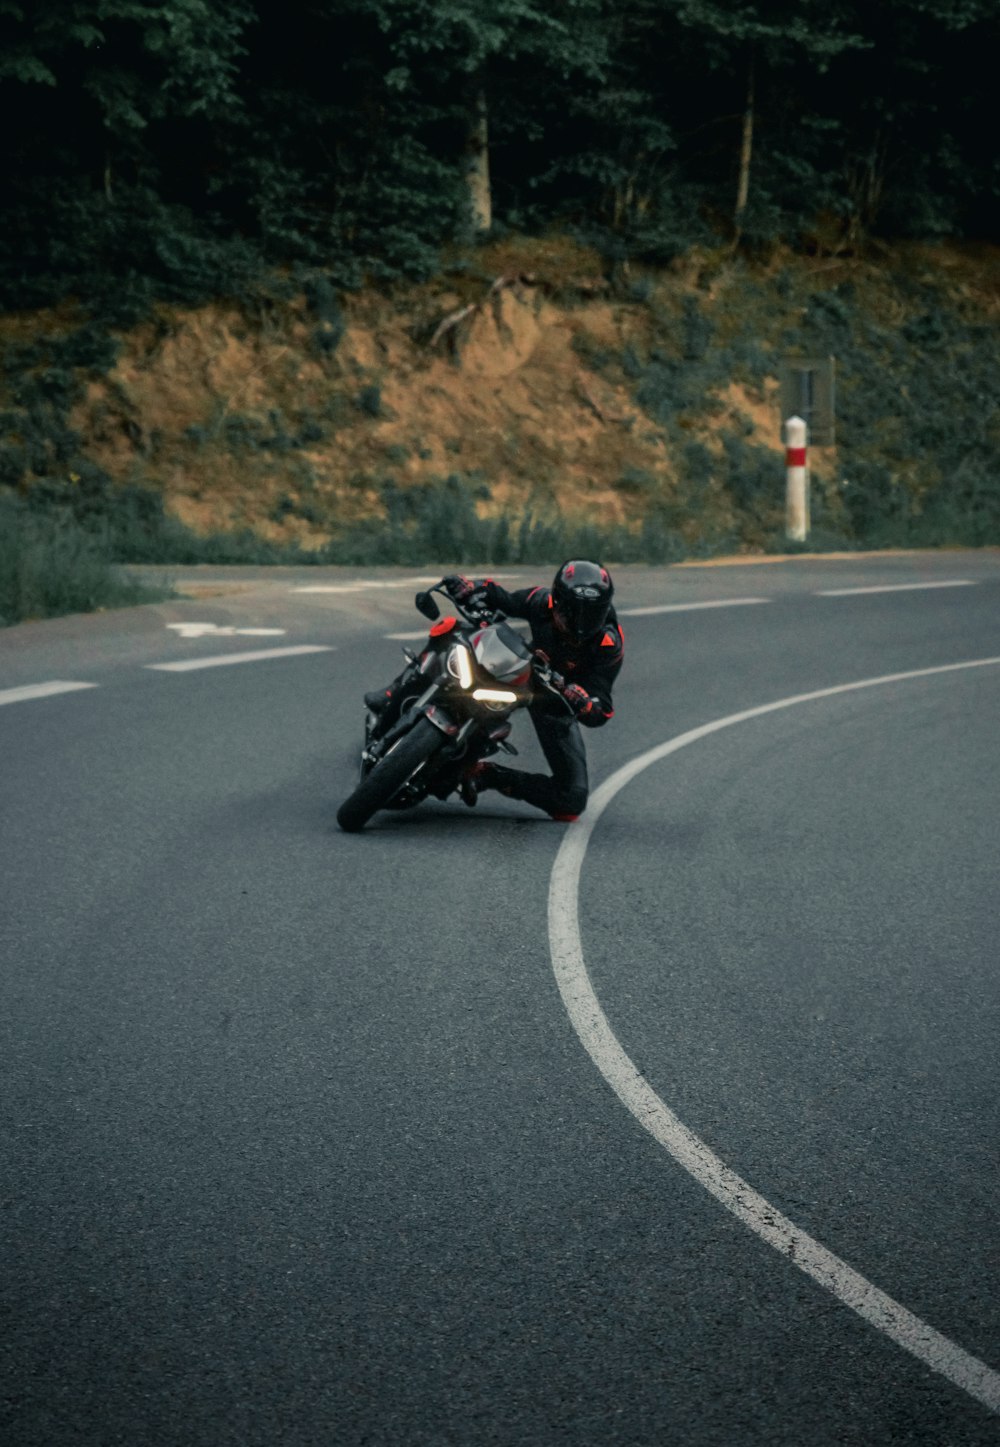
[363,560,623,822]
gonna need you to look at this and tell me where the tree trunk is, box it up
[466,86,492,234]
[733,46,755,248]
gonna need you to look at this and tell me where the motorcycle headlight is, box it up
[447,644,473,689]
[472,688,518,705]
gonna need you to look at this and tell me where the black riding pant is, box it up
[371,664,589,818]
[498,705,589,818]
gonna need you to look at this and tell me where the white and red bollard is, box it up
[784,414,809,543]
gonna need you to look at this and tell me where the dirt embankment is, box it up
[41,235,999,554]
[63,237,787,549]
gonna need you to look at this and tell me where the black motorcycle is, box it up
[336,581,570,832]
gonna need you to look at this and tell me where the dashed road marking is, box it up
[146,645,333,672]
[548,654,1000,1415]
[0,681,98,707]
[816,580,976,597]
[293,574,445,595]
[390,600,769,636]
[167,623,287,639]
[619,598,770,617]
[294,573,521,595]
[382,579,984,637]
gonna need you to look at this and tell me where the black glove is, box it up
[443,574,477,605]
[561,683,595,719]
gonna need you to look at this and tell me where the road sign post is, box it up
[785,414,809,543]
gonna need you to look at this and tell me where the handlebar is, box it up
[416,580,574,715]
[417,581,503,630]
[530,653,566,694]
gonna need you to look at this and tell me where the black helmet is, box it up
[552,560,614,641]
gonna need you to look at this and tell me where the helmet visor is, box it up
[555,586,610,640]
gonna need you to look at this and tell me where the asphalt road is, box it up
[2,551,999,1445]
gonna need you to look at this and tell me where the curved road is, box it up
[2,551,998,1445]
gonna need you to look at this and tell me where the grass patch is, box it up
[0,495,172,626]
[320,473,694,566]
[7,468,704,571]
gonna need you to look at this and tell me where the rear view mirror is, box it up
[415,590,440,620]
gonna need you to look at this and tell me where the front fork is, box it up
[361,686,470,777]
[362,680,518,785]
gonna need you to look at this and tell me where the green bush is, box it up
[0,495,168,626]
[604,257,1000,552]
[319,473,694,568]
[355,385,384,419]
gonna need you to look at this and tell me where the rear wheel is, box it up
[337,716,446,832]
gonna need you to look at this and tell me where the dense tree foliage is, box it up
[1,0,997,306]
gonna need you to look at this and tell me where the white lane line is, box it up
[167,623,287,639]
[146,645,332,672]
[619,598,770,616]
[548,654,1000,1415]
[294,572,521,595]
[386,623,532,643]
[294,574,446,595]
[0,681,98,707]
[817,581,976,597]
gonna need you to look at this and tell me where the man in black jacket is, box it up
[366,560,624,822]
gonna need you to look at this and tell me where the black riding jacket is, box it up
[474,580,624,727]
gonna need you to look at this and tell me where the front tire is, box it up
[337,716,446,832]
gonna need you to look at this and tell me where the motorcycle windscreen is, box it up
[471,622,533,684]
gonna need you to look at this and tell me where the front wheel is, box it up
[337,716,446,832]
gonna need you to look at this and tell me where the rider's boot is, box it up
[470,762,582,822]
[455,761,491,807]
[364,685,395,713]
[364,661,422,736]
[467,761,520,800]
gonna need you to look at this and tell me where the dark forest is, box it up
[3,0,998,308]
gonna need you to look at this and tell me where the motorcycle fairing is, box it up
[470,622,533,685]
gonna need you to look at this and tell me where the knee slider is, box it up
[556,784,588,818]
